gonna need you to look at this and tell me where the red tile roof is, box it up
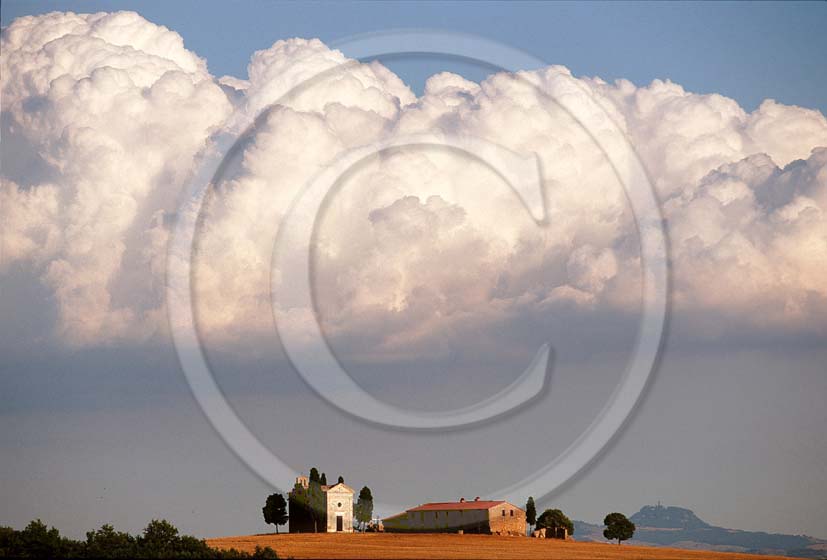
[407,500,505,512]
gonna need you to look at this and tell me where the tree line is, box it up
[524,496,636,544]
[0,518,277,558]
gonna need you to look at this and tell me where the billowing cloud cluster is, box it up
[1,11,231,344]
[2,11,826,353]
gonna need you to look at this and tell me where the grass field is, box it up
[207,532,796,559]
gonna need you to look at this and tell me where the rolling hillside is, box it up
[207,532,801,559]
[574,505,827,558]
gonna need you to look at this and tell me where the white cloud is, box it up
[2,11,826,352]
[666,148,827,332]
[1,11,232,344]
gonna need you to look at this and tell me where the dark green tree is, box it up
[140,519,180,554]
[307,477,326,532]
[536,508,574,538]
[249,546,280,558]
[288,481,306,529]
[337,476,344,484]
[7,519,79,557]
[525,497,537,531]
[354,486,374,531]
[262,493,289,534]
[309,468,320,484]
[84,524,136,558]
[603,512,635,545]
[0,518,278,558]
[0,526,15,557]
[320,472,328,486]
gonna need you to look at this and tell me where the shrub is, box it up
[0,519,277,558]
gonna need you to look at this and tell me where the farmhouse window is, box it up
[510,510,514,516]
[502,509,506,516]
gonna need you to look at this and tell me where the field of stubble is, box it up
[207,532,796,559]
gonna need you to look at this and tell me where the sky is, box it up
[1,0,826,543]
[3,0,827,113]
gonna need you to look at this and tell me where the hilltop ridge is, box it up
[574,505,827,558]
[630,505,710,529]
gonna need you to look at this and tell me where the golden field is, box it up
[206,532,796,559]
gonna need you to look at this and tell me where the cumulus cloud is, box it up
[665,149,827,332]
[1,11,231,344]
[2,11,826,353]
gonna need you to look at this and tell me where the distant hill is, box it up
[631,505,710,530]
[573,504,827,559]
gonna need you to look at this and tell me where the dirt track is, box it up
[207,532,796,559]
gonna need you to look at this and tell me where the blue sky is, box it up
[2,0,827,545]
[4,1,827,113]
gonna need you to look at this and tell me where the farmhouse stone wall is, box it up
[384,500,526,535]
[401,509,489,532]
[488,503,526,535]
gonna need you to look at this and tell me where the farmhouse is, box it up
[288,476,354,533]
[383,497,525,535]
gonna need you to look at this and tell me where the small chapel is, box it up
[288,475,354,533]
